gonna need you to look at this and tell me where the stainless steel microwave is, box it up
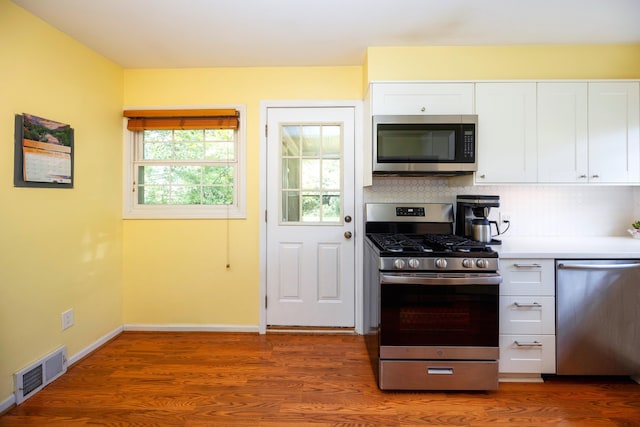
[373,114,478,175]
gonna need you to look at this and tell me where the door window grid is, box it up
[280,124,343,224]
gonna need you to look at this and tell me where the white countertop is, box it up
[494,236,640,259]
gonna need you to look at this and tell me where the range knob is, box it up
[408,258,420,269]
[394,259,406,269]
[462,259,473,268]
[435,258,448,269]
[476,259,489,268]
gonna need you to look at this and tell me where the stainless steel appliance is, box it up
[455,194,501,244]
[363,203,501,391]
[556,260,640,377]
[372,115,477,175]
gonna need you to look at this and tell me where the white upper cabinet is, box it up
[588,82,640,183]
[537,82,589,183]
[538,82,640,184]
[475,83,537,183]
[370,82,474,115]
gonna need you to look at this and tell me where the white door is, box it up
[266,106,355,327]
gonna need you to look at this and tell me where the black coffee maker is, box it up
[455,195,501,243]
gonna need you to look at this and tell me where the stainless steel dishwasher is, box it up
[556,260,640,376]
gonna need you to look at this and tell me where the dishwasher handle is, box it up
[557,262,640,270]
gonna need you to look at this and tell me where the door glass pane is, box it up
[301,159,321,190]
[302,126,321,156]
[322,192,341,222]
[282,126,300,156]
[281,191,300,222]
[280,123,343,224]
[301,192,321,222]
[322,159,340,189]
[322,125,341,157]
[282,159,299,189]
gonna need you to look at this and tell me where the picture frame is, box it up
[14,113,74,189]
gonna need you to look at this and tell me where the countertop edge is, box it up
[495,236,640,259]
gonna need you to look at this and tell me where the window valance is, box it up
[123,109,239,131]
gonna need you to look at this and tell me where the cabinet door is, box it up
[475,83,537,183]
[588,82,640,183]
[371,83,474,115]
[537,83,588,183]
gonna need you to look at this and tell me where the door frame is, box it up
[259,100,364,334]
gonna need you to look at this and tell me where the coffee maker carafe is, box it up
[455,195,501,243]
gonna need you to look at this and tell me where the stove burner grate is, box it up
[369,233,492,254]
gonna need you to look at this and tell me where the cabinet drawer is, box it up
[371,83,474,115]
[380,360,498,391]
[500,259,555,295]
[500,296,555,335]
[499,335,556,374]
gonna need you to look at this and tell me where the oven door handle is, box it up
[380,273,502,286]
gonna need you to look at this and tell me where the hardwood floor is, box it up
[2,332,640,426]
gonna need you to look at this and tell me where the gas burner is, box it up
[367,232,496,257]
[422,234,491,252]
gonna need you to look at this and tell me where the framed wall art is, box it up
[14,113,74,188]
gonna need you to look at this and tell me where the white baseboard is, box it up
[123,324,260,333]
[0,394,16,415]
[67,326,124,366]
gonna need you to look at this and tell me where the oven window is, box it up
[380,283,498,347]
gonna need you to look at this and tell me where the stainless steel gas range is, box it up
[363,203,501,391]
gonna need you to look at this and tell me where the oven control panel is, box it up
[395,207,425,217]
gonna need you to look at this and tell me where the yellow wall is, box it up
[0,0,124,400]
[122,67,362,325]
[365,45,640,81]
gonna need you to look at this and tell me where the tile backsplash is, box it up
[364,177,640,237]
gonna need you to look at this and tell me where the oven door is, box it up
[379,272,500,360]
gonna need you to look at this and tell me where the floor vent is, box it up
[14,346,67,405]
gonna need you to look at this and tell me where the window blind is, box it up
[123,109,239,131]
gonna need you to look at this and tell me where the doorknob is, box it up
[344,231,352,239]
[345,215,352,223]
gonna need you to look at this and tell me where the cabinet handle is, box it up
[513,263,542,268]
[478,174,486,179]
[514,341,543,347]
[427,367,454,375]
[514,302,542,308]
[591,174,600,179]
[420,106,426,112]
[578,174,587,179]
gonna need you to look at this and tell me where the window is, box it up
[123,107,246,219]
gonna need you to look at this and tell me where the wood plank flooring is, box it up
[1,332,640,426]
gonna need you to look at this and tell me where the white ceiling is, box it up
[11,0,640,69]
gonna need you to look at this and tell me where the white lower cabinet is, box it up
[499,259,556,379]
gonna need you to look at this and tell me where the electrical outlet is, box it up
[61,309,74,330]
[500,212,512,223]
